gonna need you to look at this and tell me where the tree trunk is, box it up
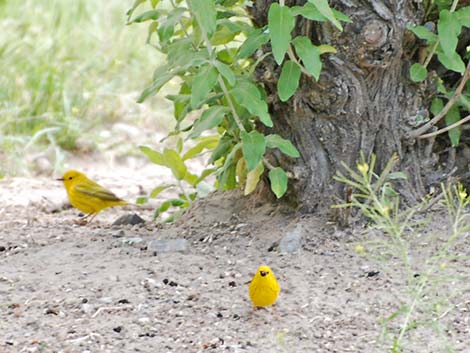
[249,0,439,212]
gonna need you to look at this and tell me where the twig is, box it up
[408,60,470,139]
[418,113,470,139]
[287,45,312,77]
[91,305,133,318]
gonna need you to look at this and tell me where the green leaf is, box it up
[158,7,186,44]
[140,146,165,165]
[278,60,301,102]
[268,3,295,65]
[155,198,186,218]
[218,143,241,189]
[238,28,269,59]
[245,162,264,195]
[231,81,273,127]
[308,0,342,30]
[445,105,461,147]
[241,131,266,171]
[409,63,427,82]
[136,196,148,205]
[430,98,444,116]
[176,137,183,153]
[437,50,465,73]
[126,0,146,19]
[190,106,228,138]
[150,0,160,8]
[318,44,336,54]
[171,82,191,122]
[146,21,158,44]
[214,61,236,86]
[211,23,238,45]
[183,136,219,160]
[163,148,187,180]
[407,25,438,42]
[456,7,470,27]
[128,10,160,23]
[150,184,175,198]
[138,65,177,102]
[184,171,199,186]
[266,134,300,158]
[166,39,208,69]
[332,9,352,23]
[191,66,219,109]
[291,4,350,24]
[438,10,461,58]
[192,0,217,37]
[268,167,288,198]
[210,135,233,163]
[292,36,321,80]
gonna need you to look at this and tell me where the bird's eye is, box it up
[260,271,267,277]
[68,176,73,180]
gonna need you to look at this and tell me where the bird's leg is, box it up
[85,213,98,224]
[74,213,96,226]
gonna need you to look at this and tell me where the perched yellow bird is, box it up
[57,170,128,224]
[249,265,280,308]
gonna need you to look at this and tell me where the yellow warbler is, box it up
[249,265,280,308]
[57,170,128,224]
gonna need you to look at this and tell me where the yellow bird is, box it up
[57,170,128,224]
[249,265,280,308]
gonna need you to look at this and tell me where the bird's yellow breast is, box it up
[249,265,280,307]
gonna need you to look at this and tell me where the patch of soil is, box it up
[0,177,469,353]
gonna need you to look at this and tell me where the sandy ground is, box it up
[0,170,469,353]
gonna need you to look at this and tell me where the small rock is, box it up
[366,270,380,278]
[148,238,188,254]
[113,326,122,333]
[113,213,145,226]
[113,230,126,238]
[121,237,144,246]
[279,224,303,253]
[138,317,151,324]
[81,303,94,315]
[99,297,113,304]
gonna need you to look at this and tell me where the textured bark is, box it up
[249,0,440,212]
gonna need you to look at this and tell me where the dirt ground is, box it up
[0,165,469,353]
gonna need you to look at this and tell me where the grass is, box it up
[0,0,171,176]
[334,154,469,352]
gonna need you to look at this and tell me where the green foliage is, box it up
[130,0,348,221]
[335,154,469,352]
[407,2,470,145]
[139,136,217,221]
[0,0,164,176]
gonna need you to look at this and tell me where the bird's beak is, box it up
[56,178,64,181]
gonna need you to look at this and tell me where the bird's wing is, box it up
[74,183,123,202]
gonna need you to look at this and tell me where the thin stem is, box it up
[189,0,245,133]
[408,60,470,139]
[418,113,470,139]
[397,279,427,345]
[450,0,460,12]
[170,0,193,46]
[287,45,312,77]
[178,179,192,205]
[217,76,246,132]
[423,40,439,68]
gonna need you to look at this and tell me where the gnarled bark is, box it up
[250,0,441,211]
